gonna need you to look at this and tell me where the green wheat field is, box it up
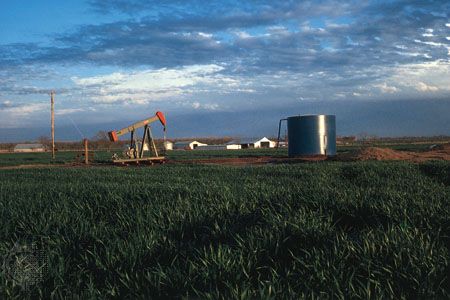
[0,155,449,298]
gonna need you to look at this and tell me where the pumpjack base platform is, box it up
[112,156,166,165]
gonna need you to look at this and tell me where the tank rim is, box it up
[287,114,335,118]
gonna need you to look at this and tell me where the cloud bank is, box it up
[0,0,449,138]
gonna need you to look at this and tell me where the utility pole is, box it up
[83,139,89,165]
[51,90,55,159]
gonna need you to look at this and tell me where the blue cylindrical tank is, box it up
[287,115,336,156]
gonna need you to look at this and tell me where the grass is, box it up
[0,161,449,298]
[0,148,288,167]
[0,151,112,166]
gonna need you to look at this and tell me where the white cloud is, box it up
[395,51,425,57]
[198,32,213,39]
[414,39,445,47]
[203,103,219,110]
[375,82,399,94]
[73,72,125,86]
[2,102,46,114]
[414,39,450,56]
[55,108,84,115]
[191,101,219,110]
[0,102,47,127]
[235,31,252,39]
[415,82,439,92]
[1,100,13,108]
[380,60,450,94]
[71,64,238,104]
[73,64,224,88]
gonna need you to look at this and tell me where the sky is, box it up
[0,0,449,141]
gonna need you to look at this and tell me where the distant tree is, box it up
[357,132,369,141]
[91,130,112,150]
[92,131,109,141]
[356,132,372,147]
[37,135,51,146]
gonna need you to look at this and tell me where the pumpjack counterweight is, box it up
[108,111,167,164]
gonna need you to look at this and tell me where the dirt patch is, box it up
[342,146,450,162]
[353,147,414,161]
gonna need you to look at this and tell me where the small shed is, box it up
[173,140,208,150]
[14,143,45,153]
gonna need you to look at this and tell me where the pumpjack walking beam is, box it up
[108,111,166,142]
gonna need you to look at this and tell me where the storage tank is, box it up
[287,115,336,157]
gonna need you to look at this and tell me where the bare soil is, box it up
[342,145,450,162]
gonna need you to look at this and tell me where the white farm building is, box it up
[173,141,207,150]
[164,141,174,151]
[14,143,46,153]
[238,137,276,149]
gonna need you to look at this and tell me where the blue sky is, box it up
[0,0,449,141]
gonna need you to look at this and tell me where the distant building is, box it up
[14,143,45,153]
[196,143,242,150]
[137,141,149,151]
[238,137,276,149]
[173,140,208,150]
[225,142,241,150]
[277,141,288,148]
[164,141,174,151]
[123,141,149,152]
[336,136,357,145]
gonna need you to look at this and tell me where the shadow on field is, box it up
[419,161,450,186]
[167,211,265,248]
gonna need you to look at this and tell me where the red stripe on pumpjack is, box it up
[108,131,119,142]
[156,111,166,126]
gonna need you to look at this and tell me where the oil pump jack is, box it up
[108,111,167,164]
